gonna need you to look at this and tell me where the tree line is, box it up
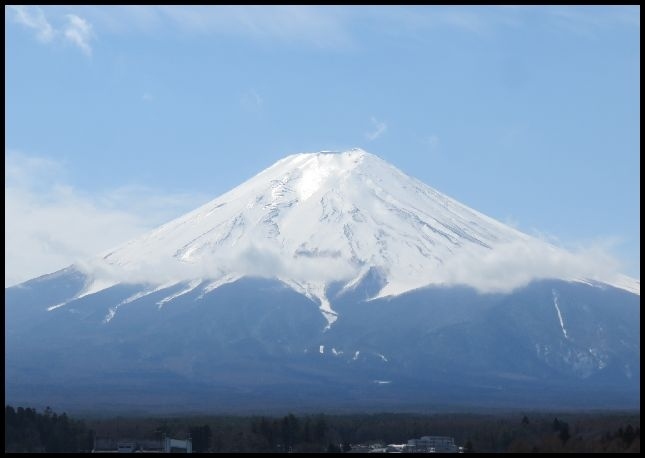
[5,406,92,452]
[5,406,640,453]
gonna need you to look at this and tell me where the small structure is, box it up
[92,436,187,453]
[406,436,458,453]
[163,437,192,453]
[385,443,406,453]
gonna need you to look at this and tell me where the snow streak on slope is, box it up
[197,274,241,300]
[104,283,172,323]
[157,279,202,309]
[71,148,637,326]
[46,276,118,312]
[552,289,569,339]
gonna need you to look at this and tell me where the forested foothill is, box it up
[5,406,640,453]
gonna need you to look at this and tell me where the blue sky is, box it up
[5,6,640,285]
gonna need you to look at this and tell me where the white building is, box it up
[406,436,458,453]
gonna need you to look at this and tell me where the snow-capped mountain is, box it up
[74,148,637,326]
[5,149,640,412]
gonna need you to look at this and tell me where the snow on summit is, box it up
[77,148,637,323]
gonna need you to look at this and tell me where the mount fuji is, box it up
[5,149,640,412]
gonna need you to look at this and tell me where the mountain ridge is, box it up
[5,148,639,411]
[61,148,638,327]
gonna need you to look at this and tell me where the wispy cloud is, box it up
[11,6,55,42]
[365,117,387,141]
[370,6,517,36]
[5,151,206,286]
[546,6,640,37]
[10,6,639,56]
[10,6,94,56]
[81,5,351,48]
[370,6,639,39]
[431,238,626,294]
[64,14,93,56]
[162,6,351,47]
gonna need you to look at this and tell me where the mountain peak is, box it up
[6,148,639,412]
[283,147,388,168]
[278,147,374,172]
[81,148,637,324]
[299,147,370,156]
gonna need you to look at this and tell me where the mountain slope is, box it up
[5,148,640,412]
[77,149,638,325]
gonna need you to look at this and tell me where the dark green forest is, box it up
[5,406,92,452]
[5,405,640,453]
